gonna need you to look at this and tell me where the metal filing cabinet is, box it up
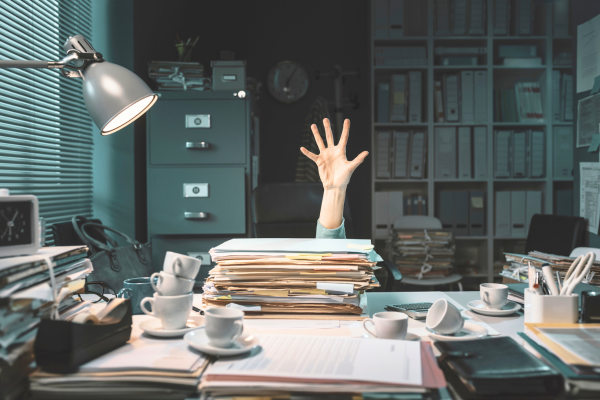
[147,91,254,284]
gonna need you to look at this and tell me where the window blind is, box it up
[0,0,94,244]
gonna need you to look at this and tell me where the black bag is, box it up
[72,216,153,293]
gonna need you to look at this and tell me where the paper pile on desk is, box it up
[202,239,381,316]
[391,229,456,279]
[505,251,600,285]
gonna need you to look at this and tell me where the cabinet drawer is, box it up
[148,167,245,235]
[149,99,246,165]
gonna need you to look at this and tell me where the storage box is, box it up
[211,60,246,91]
[524,289,578,323]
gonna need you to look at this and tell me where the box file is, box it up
[555,190,573,216]
[474,71,487,123]
[553,127,573,179]
[552,71,561,122]
[452,0,467,36]
[454,191,469,236]
[444,74,460,122]
[493,0,509,36]
[457,127,472,179]
[468,0,485,35]
[460,71,474,123]
[434,80,444,122]
[529,130,544,178]
[375,191,390,237]
[435,0,451,36]
[376,131,391,178]
[469,191,485,236]
[389,191,404,225]
[473,127,487,179]
[525,191,542,236]
[511,191,526,237]
[409,131,427,179]
[494,130,511,178]
[374,0,389,38]
[435,127,457,179]
[389,0,404,38]
[516,0,533,36]
[439,191,454,231]
[391,74,407,122]
[377,83,390,122]
[408,71,422,123]
[392,131,410,179]
[495,191,511,236]
[553,0,570,37]
[512,131,527,178]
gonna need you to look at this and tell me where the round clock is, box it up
[266,61,309,104]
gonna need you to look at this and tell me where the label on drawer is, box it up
[185,114,211,128]
[183,183,209,197]
[187,252,212,266]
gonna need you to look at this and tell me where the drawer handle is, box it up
[186,142,211,149]
[185,212,209,220]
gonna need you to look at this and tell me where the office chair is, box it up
[251,182,402,291]
[525,214,586,257]
[52,217,111,248]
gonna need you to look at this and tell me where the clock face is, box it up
[0,201,32,246]
[266,61,309,104]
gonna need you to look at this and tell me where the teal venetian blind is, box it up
[0,0,94,244]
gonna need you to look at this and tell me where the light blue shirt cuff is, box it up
[316,218,346,239]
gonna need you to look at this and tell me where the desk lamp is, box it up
[0,35,157,135]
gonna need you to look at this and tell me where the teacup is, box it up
[362,312,408,339]
[480,283,508,309]
[426,298,464,335]
[205,307,244,348]
[150,271,195,296]
[164,251,202,280]
[116,277,155,315]
[140,292,193,330]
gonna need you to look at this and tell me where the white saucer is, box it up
[139,315,205,337]
[427,322,488,341]
[184,328,259,356]
[467,300,521,316]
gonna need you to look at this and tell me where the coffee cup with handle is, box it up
[164,251,202,280]
[205,307,244,348]
[140,292,193,330]
[362,311,408,339]
[150,271,195,296]
[480,283,509,309]
[426,298,464,335]
[116,277,155,315]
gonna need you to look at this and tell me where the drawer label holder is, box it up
[183,183,209,197]
[185,114,211,128]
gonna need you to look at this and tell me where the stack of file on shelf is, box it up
[0,246,91,400]
[390,229,456,279]
[494,82,544,123]
[376,130,427,179]
[374,0,428,38]
[435,127,487,179]
[200,334,446,397]
[433,71,487,123]
[493,130,545,179]
[148,61,210,91]
[377,72,423,123]
[434,0,487,37]
[552,71,574,122]
[202,239,381,316]
[374,47,427,67]
[30,321,210,399]
[495,191,542,237]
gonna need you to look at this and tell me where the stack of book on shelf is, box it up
[377,72,423,123]
[199,334,446,397]
[492,0,535,36]
[498,44,542,67]
[148,61,210,91]
[390,229,456,279]
[0,246,91,400]
[373,0,428,38]
[552,71,574,122]
[434,0,486,37]
[433,71,487,123]
[494,81,544,123]
[375,131,427,179]
[374,47,427,67]
[202,239,381,317]
[434,46,486,66]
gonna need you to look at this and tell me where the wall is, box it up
[132,0,372,239]
[572,0,600,247]
[92,0,137,238]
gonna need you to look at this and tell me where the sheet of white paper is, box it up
[226,303,261,311]
[539,327,600,367]
[577,14,600,93]
[212,238,373,254]
[576,94,600,147]
[206,334,422,386]
[580,162,600,233]
[244,319,341,330]
[0,246,86,272]
[317,282,354,294]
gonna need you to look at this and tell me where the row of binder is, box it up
[375,191,428,237]
[373,0,428,38]
[438,190,485,236]
[494,130,545,179]
[435,0,486,36]
[376,131,427,179]
[377,72,423,123]
[434,71,488,124]
[495,190,542,237]
[552,72,573,123]
[434,127,487,180]
[493,81,544,123]
[493,0,534,36]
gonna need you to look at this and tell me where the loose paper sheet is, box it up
[576,93,600,147]
[538,327,600,367]
[580,162,600,233]
[577,14,600,93]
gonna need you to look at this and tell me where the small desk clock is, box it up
[0,189,39,257]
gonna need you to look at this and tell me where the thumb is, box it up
[349,151,369,171]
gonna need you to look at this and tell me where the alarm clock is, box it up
[266,61,309,104]
[0,189,40,257]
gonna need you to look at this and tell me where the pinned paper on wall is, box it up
[577,14,600,93]
[576,93,600,147]
[580,163,600,234]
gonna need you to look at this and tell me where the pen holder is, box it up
[524,289,578,323]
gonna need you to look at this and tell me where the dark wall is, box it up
[133,0,372,239]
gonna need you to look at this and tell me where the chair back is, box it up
[393,216,442,230]
[525,214,586,256]
[252,183,354,238]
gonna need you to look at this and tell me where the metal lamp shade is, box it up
[81,61,157,135]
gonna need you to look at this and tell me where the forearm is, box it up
[319,187,346,229]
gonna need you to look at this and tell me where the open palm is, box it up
[301,118,369,189]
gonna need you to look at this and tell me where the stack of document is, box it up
[0,246,91,399]
[505,252,600,286]
[199,333,446,396]
[391,230,455,279]
[148,61,210,91]
[202,239,382,316]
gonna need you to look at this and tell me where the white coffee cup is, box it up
[362,312,408,340]
[205,307,244,348]
[480,283,508,309]
[426,298,464,335]
[164,251,202,280]
[140,292,193,330]
[150,271,195,296]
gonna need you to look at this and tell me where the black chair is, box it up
[525,214,586,256]
[52,218,112,248]
[251,183,402,291]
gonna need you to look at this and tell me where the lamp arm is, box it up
[0,60,50,68]
[0,52,102,70]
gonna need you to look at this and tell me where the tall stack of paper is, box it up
[203,239,381,316]
[391,228,455,279]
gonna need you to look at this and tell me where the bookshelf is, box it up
[370,0,574,287]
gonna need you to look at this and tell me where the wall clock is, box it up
[266,61,309,104]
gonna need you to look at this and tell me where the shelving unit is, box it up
[370,0,574,286]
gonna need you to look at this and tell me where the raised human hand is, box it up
[300,118,369,190]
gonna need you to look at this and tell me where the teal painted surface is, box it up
[149,99,246,165]
[91,0,136,238]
